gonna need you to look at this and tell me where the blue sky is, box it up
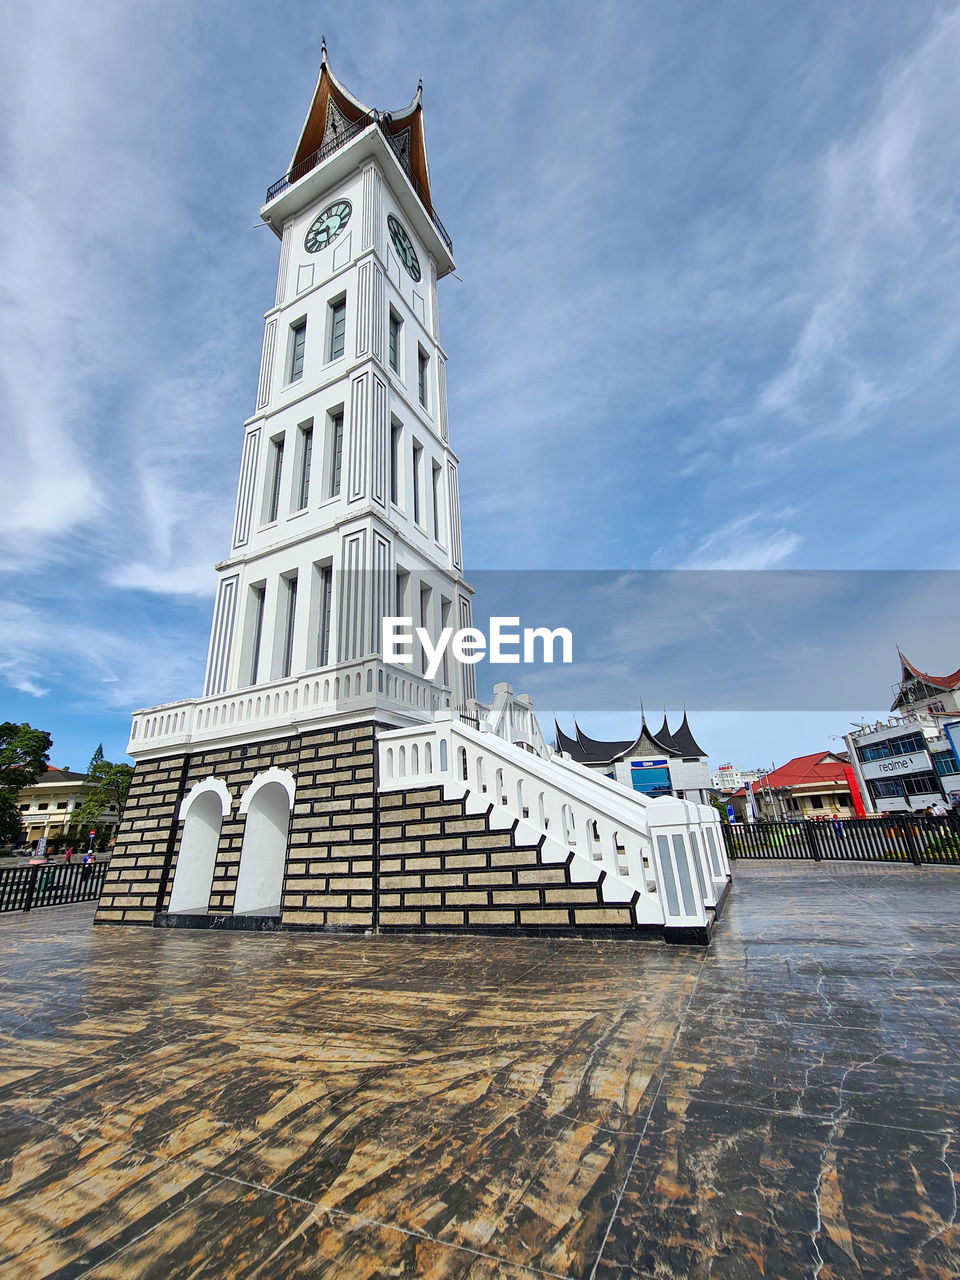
[1,0,959,773]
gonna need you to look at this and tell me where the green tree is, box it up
[73,758,135,834]
[88,742,104,772]
[0,723,51,848]
[709,793,732,824]
[0,722,52,792]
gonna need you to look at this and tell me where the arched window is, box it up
[458,745,468,781]
[562,804,576,846]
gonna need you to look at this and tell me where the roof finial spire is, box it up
[417,76,423,102]
[321,34,328,64]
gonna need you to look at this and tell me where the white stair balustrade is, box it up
[378,714,726,931]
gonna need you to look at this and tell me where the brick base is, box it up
[97,722,652,937]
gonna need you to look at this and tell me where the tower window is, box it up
[412,440,423,525]
[328,411,344,498]
[279,573,298,679]
[329,297,346,360]
[289,320,306,382]
[389,311,402,373]
[419,582,432,675]
[246,583,266,686]
[432,461,442,541]
[317,563,333,667]
[418,348,428,408]
[264,436,284,524]
[390,421,402,505]
[296,422,313,511]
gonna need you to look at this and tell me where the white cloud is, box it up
[679,513,801,570]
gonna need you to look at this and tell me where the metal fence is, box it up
[722,814,960,866]
[0,861,108,914]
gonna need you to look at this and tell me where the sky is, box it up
[1,0,959,773]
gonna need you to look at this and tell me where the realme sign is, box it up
[861,751,931,780]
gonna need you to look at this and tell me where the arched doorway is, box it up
[168,780,230,914]
[234,771,294,916]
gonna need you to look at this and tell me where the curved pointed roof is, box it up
[669,711,706,758]
[892,649,960,709]
[289,43,432,208]
[575,723,638,764]
[554,720,581,757]
[654,715,677,754]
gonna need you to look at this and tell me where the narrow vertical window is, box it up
[419,583,432,676]
[248,584,266,686]
[317,564,333,666]
[297,423,313,510]
[440,597,451,687]
[329,297,346,360]
[432,461,442,541]
[281,575,298,678]
[389,311,402,372]
[390,422,402,505]
[412,441,423,525]
[395,567,409,619]
[328,411,344,497]
[265,437,284,523]
[418,348,428,407]
[290,320,306,381]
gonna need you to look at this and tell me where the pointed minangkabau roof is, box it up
[892,648,960,709]
[554,720,581,757]
[575,723,637,764]
[668,711,707,758]
[288,41,433,209]
[654,715,677,754]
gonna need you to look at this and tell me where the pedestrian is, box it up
[831,813,844,838]
[64,846,74,863]
[930,802,948,818]
[80,851,94,882]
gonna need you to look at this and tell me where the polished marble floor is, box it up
[2,862,960,1278]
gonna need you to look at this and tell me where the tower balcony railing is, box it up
[265,113,453,254]
[127,660,454,756]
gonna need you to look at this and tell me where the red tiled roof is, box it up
[752,752,848,791]
[898,652,960,692]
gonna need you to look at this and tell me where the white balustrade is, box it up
[128,661,449,756]
[378,715,729,931]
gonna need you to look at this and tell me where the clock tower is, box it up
[97,48,729,942]
[202,41,475,721]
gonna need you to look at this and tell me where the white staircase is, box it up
[378,710,730,934]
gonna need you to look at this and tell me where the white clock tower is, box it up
[100,48,729,943]
[201,41,475,726]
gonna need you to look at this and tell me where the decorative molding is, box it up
[179,777,232,821]
[458,593,476,701]
[239,767,297,813]
[438,356,449,442]
[204,574,239,697]
[232,428,261,549]
[361,164,384,258]
[447,461,462,570]
[347,372,369,502]
[257,320,277,411]
[275,223,293,307]
[296,262,315,294]
[371,533,392,653]
[338,530,368,661]
[371,374,387,507]
[332,231,352,272]
[430,260,440,340]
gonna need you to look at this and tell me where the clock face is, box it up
[304,200,352,253]
[387,213,421,281]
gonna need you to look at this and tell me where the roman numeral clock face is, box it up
[304,200,352,253]
[387,214,421,281]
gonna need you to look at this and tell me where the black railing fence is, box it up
[265,113,453,253]
[722,814,960,867]
[0,861,108,914]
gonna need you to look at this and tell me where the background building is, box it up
[711,764,765,791]
[844,650,960,812]
[555,714,711,804]
[16,767,119,850]
[736,752,861,821]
